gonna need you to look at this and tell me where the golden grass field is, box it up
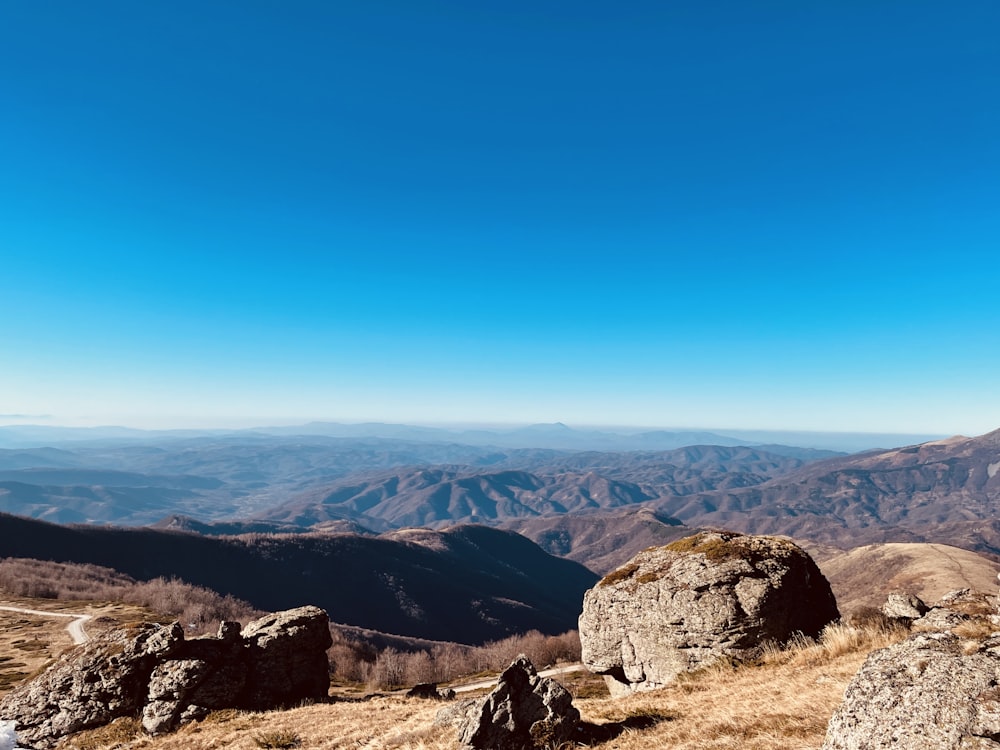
[815,542,1000,614]
[6,539,997,750]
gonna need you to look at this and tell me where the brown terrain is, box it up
[0,598,156,697]
[812,542,1000,615]
[650,429,1000,553]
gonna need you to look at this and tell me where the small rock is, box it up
[941,588,972,603]
[434,698,477,728]
[883,592,929,621]
[913,607,970,632]
[456,655,579,750]
[407,682,445,699]
[217,621,242,641]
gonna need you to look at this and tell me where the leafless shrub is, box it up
[332,628,582,690]
[0,557,260,633]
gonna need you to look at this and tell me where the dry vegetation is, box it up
[0,557,261,632]
[0,608,68,693]
[812,542,1000,614]
[0,555,580,700]
[331,629,581,692]
[57,619,909,750]
[0,598,158,697]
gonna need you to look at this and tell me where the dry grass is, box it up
[64,717,142,750]
[0,604,78,695]
[57,621,906,750]
[58,699,457,750]
[252,730,302,748]
[952,617,998,642]
[576,622,906,750]
[813,542,1000,614]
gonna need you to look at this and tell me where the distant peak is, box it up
[524,422,571,432]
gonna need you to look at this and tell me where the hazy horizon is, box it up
[0,415,956,443]
[3,3,998,437]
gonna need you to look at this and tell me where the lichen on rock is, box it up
[823,632,1000,750]
[579,531,839,696]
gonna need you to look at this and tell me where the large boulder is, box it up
[579,531,839,696]
[823,632,1000,749]
[453,655,580,750]
[0,606,332,749]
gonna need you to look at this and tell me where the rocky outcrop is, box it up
[822,632,1000,749]
[579,531,839,696]
[452,655,580,750]
[0,606,332,749]
[882,592,929,621]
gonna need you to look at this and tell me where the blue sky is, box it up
[2,1,998,434]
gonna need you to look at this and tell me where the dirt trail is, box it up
[927,543,981,589]
[0,605,92,645]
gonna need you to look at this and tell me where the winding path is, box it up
[0,605,93,645]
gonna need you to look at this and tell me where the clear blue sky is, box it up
[2,1,998,434]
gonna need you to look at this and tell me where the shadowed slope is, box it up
[0,513,596,644]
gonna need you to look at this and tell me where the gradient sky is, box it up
[2,1,998,435]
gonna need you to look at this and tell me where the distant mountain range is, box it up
[257,468,656,530]
[3,428,998,560]
[2,427,1000,646]
[651,429,1000,554]
[0,421,940,452]
[0,439,830,526]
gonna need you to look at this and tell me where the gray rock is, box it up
[823,633,1000,749]
[434,698,478,728]
[240,606,333,710]
[456,655,580,750]
[914,607,971,632]
[883,592,929,621]
[941,588,973,603]
[434,691,480,727]
[142,659,212,734]
[579,531,839,696]
[0,606,332,749]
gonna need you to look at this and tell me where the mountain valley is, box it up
[1,424,999,645]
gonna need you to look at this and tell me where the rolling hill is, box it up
[257,468,656,529]
[0,434,834,528]
[651,429,1000,552]
[813,541,1000,614]
[0,513,597,643]
[504,507,693,574]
